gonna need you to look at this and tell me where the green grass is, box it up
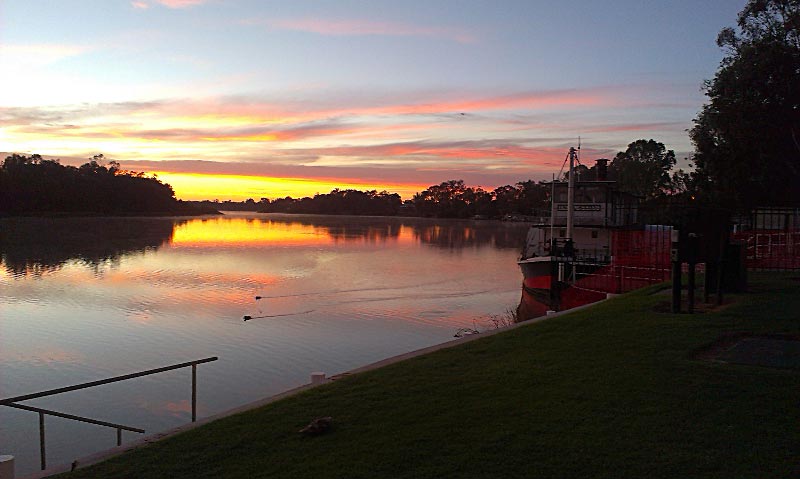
[57,273,800,478]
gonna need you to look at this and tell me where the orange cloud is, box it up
[3,84,674,198]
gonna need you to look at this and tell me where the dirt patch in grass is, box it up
[652,297,736,314]
[694,332,800,369]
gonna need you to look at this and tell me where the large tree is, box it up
[608,139,676,200]
[690,0,800,208]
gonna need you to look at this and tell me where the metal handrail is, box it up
[0,357,217,405]
[0,356,217,470]
[5,402,145,434]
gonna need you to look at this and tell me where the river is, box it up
[0,213,528,474]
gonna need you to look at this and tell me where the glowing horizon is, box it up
[153,171,431,201]
[1,0,746,198]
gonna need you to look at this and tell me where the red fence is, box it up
[561,228,672,309]
[731,230,800,270]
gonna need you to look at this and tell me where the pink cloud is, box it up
[4,84,681,190]
[289,141,613,167]
[137,88,608,122]
[582,122,684,133]
[2,88,614,142]
[134,0,207,9]
[158,0,206,7]
[250,17,476,44]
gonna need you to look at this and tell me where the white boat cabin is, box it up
[521,178,639,263]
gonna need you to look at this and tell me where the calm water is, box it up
[0,213,528,474]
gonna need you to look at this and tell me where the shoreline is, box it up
[20,298,609,479]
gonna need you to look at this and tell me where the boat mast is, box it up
[566,146,577,242]
[549,173,555,252]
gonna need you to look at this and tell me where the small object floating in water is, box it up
[299,416,333,436]
[454,328,480,338]
[242,310,315,322]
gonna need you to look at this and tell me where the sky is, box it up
[0,0,747,201]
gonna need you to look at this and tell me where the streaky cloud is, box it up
[246,17,476,44]
[130,0,207,9]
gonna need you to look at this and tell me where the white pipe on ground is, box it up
[310,372,327,385]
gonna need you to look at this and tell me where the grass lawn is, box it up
[56,273,800,478]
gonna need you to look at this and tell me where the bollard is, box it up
[310,372,326,385]
[0,455,14,479]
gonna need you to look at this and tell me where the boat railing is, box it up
[0,357,218,471]
[523,238,611,263]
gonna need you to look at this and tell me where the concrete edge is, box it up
[23,295,616,479]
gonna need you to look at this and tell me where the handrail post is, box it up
[39,412,46,471]
[1,356,216,469]
[191,364,197,422]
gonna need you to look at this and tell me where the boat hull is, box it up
[517,257,608,320]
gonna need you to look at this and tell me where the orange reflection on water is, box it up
[170,217,424,248]
[171,218,328,247]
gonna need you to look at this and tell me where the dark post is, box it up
[191,364,197,422]
[117,428,122,447]
[716,235,725,306]
[671,229,681,313]
[39,411,46,470]
[687,264,695,313]
[687,233,698,314]
[704,261,714,303]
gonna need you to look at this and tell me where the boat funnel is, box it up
[595,159,609,181]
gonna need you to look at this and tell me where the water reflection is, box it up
[257,215,525,249]
[0,217,180,277]
[1,215,524,276]
[1,213,530,475]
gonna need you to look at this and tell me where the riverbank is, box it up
[53,273,799,478]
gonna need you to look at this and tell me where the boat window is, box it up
[592,230,598,238]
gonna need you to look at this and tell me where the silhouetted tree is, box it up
[690,0,800,208]
[0,154,181,215]
[260,189,402,216]
[514,180,551,215]
[608,139,677,200]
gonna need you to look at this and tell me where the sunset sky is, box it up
[1,0,746,200]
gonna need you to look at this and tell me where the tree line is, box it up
[261,189,403,216]
[247,180,549,219]
[0,154,213,216]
